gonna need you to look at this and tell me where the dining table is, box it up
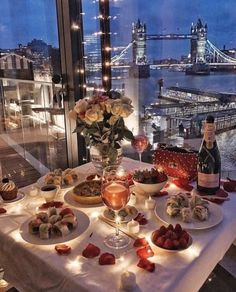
[0,157,236,292]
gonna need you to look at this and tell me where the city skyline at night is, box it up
[0,0,236,60]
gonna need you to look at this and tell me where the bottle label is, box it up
[204,123,215,143]
[198,172,219,188]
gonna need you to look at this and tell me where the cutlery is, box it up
[98,215,138,240]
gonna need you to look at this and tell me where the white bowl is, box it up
[133,179,167,195]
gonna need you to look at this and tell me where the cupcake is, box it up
[0,178,18,201]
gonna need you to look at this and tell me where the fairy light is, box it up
[71,22,80,30]
[103,76,109,81]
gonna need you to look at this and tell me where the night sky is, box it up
[0,0,236,59]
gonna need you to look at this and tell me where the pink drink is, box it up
[101,181,130,211]
[131,135,149,153]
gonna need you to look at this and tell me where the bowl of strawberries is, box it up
[133,168,168,195]
[151,223,192,252]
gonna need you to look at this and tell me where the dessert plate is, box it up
[1,191,25,204]
[19,209,90,245]
[155,197,223,230]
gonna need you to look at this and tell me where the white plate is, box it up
[19,209,90,245]
[1,191,25,204]
[155,197,223,230]
[37,174,82,190]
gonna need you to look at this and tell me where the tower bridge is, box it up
[111,19,236,77]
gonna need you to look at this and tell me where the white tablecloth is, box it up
[0,158,236,292]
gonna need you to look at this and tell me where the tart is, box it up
[72,180,102,205]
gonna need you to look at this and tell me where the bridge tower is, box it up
[132,19,147,65]
[190,19,208,64]
[130,19,150,78]
[187,19,210,75]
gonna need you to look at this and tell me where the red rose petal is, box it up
[137,258,155,272]
[134,213,148,225]
[223,181,236,192]
[39,201,63,209]
[82,243,101,258]
[0,208,7,214]
[99,253,115,265]
[136,245,154,259]
[55,244,71,255]
[133,237,149,248]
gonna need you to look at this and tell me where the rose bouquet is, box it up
[70,94,134,163]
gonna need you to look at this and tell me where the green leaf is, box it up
[123,129,134,141]
[73,125,85,133]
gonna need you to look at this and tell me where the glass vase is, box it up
[89,143,123,174]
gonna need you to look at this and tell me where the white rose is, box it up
[68,109,77,120]
[84,108,104,125]
[74,99,88,114]
[110,100,123,116]
[120,103,134,118]
[121,97,132,105]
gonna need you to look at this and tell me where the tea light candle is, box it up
[129,193,136,205]
[127,219,139,234]
[120,271,136,291]
[145,196,156,210]
[29,186,38,197]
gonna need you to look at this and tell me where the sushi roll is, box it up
[61,214,78,230]
[166,205,180,216]
[53,221,70,237]
[181,207,192,223]
[39,223,52,239]
[193,205,209,221]
[36,212,49,223]
[48,214,62,225]
[176,193,189,208]
[28,218,42,234]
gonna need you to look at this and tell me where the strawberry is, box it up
[165,230,174,239]
[159,225,167,235]
[152,231,159,243]
[180,231,190,242]
[163,238,174,250]
[174,224,182,234]
[179,238,188,249]
[155,236,165,247]
[167,224,174,231]
[172,239,180,249]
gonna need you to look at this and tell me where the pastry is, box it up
[0,178,18,201]
[72,180,102,205]
[63,174,74,186]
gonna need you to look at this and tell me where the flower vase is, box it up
[89,143,123,174]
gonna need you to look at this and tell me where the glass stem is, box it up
[139,152,142,167]
[115,211,119,237]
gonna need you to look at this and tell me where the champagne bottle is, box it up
[197,115,221,194]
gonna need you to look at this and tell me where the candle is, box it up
[127,219,139,234]
[120,271,136,291]
[29,186,39,197]
[145,196,156,210]
[129,193,136,205]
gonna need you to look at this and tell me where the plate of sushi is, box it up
[37,168,82,190]
[19,207,90,245]
[155,193,223,230]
